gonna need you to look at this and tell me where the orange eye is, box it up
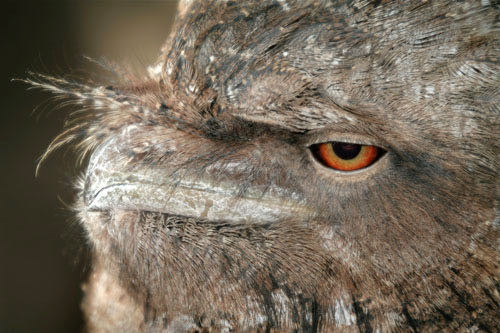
[312,142,383,171]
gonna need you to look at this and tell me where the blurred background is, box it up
[1,1,177,331]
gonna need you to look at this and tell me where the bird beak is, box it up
[83,137,314,224]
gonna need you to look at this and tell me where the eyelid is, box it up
[302,130,389,150]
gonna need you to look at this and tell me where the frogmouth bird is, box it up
[31,0,499,331]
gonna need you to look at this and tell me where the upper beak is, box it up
[83,136,314,224]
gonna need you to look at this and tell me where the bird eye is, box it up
[311,142,385,171]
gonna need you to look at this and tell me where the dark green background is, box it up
[1,1,177,331]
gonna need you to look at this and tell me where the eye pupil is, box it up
[332,143,361,160]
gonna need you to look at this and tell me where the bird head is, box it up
[31,0,499,331]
